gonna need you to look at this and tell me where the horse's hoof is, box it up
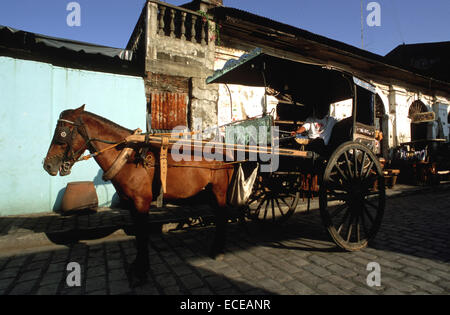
[209,249,225,261]
[215,253,225,261]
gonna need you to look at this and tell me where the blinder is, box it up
[51,118,86,164]
[53,126,75,145]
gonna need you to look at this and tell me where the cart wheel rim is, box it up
[320,142,385,251]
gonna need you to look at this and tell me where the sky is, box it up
[0,0,448,56]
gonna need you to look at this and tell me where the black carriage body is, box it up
[207,48,385,250]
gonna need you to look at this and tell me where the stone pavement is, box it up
[0,184,449,295]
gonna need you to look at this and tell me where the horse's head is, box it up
[43,105,89,176]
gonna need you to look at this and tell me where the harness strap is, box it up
[160,137,169,194]
[101,129,142,181]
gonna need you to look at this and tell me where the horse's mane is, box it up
[61,109,134,133]
[84,111,134,133]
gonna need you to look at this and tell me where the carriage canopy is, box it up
[207,48,376,114]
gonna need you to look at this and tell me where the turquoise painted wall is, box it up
[0,57,146,216]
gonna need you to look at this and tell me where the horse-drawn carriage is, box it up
[205,48,385,251]
[44,47,385,285]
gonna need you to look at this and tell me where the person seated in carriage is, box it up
[290,103,337,156]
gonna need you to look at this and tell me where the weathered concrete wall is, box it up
[386,85,450,145]
[330,99,352,121]
[0,57,146,216]
[190,77,218,133]
[141,1,450,147]
[215,47,278,126]
[433,100,450,140]
[144,2,219,131]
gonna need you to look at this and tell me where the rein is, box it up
[50,116,246,176]
[145,159,244,171]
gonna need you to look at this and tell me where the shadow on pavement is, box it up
[1,187,449,266]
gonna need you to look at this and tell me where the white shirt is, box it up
[302,115,337,146]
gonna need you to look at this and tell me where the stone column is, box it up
[190,77,219,137]
[389,85,410,146]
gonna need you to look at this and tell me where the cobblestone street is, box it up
[0,187,449,295]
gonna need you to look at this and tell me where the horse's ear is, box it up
[74,104,85,113]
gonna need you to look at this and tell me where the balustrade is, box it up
[153,0,211,46]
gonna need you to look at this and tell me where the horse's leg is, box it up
[209,206,228,259]
[129,198,151,287]
[209,175,230,259]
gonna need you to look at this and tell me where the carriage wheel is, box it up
[246,171,301,223]
[319,142,385,251]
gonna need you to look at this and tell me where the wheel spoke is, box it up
[253,198,265,216]
[343,151,353,178]
[280,197,291,209]
[365,199,379,211]
[263,199,270,220]
[248,192,264,205]
[321,143,385,251]
[334,163,348,182]
[360,210,369,236]
[247,171,300,223]
[346,213,354,242]
[364,190,380,197]
[360,151,367,178]
[362,204,374,224]
[364,160,374,179]
[361,212,369,237]
[355,214,361,243]
[275,198,286,217]
[271,199,276,223]
[337,208,351,234]
[330,204,348,218]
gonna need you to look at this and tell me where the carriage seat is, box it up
[327,117,353,153]
[290,117,352,157]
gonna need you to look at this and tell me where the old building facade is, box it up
[128,0,450,155]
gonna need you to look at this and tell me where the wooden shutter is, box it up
[150,92,187,130]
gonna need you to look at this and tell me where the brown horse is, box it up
[43,105,234,286]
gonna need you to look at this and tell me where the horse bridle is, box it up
[47,117,99,172]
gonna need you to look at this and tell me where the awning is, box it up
[0,25,133,61]
[207,48,375,105]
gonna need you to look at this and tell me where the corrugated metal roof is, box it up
[210,6,450,94]
[0,25,133,61]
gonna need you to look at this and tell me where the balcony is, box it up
[151,0,213,46]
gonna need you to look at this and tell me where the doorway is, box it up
[408,100,429,141]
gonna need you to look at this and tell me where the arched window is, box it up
[408,100,428,119]
[408,100,428,141]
